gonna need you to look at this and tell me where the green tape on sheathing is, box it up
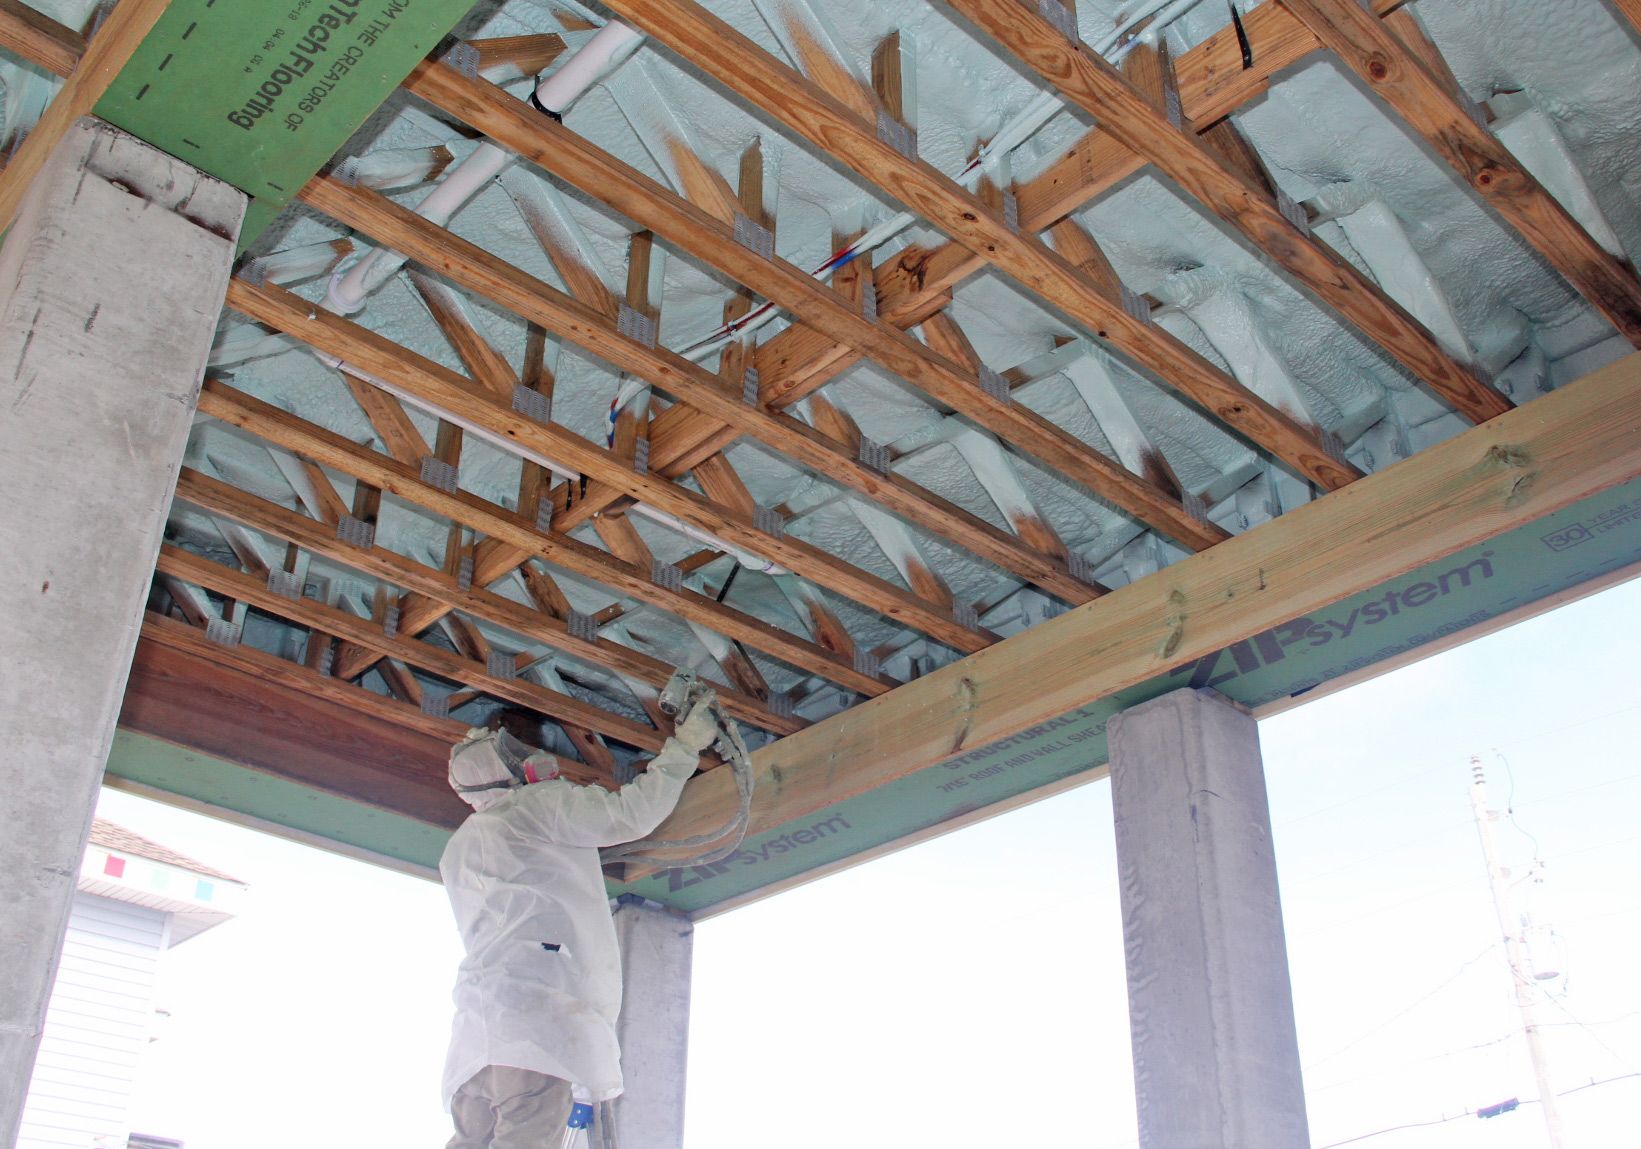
[94,0,474,245]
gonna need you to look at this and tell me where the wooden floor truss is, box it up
[9,0,1640,809]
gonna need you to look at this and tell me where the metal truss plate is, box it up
[313,641,335,677]
[487,651,518,679]
[336,515,375,549]
[536,498,555,534]
[768,692,795,720]
[1458,92,1492,133]
[852,649,882,680]
[329,156,360,190]
[567,610,599,643]
[422,694,451,719]
[953,602,980,631]
[861,277,878,323]
[742,367,760,407]
[632,437,650,473]
[1322,431,1352,468]
[617,303,657,348]
[978,365,1010,403]
[732,212,775,259]
[205,619,241,648]
[266,569,303,601]
[1120,284,1153,326]
[857,437,890,473]
[382,605,400,639]
[420,455,460,493]
[1183,490,1210,525]
[1002,190,1020,234]
[650,559,683,592]
[875,110,918,160]
[1164,84,1183,129]
[1066,551,1097,584]
[1276,189,1311,237]
[512,383,551,424]
[455,555,474,592]
[1036,0,1078,39]
[438,38,479,78]
[753,505,785,538]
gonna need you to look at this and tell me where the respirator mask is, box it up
[448,727,560,811]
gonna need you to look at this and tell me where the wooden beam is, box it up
[401,62,1237,552]
[172,467,803,736]
[125,615,467,828]
[408,271,518,399]
[908,0,1511,427]
[0,0,84,78]
[741,0,1428,433]
[638,352,1641,868]
[584,6,1373,487]
[233,275,992,654]
[340,372,430,465]
[197,378,892,697]
[468,33,568,79]
[156,544,667,752]
[0,0,172,232]
[1279,0,1641,346]
[1608,0,1641,38]
[298,177,1106,603]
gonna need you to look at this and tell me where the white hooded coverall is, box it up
[439,736,698,1110]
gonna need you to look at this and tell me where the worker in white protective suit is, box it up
[441,698,718,1149]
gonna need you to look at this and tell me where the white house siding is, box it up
[16,894,167,1149]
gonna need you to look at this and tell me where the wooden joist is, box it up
[483,1,1354,536]
[1278,0,1641,346]
[0,0,171,232]
[197,379,894,698]
[0,0,85,78]
[155,545,669,753]
[743,0,1400,422]
[1610,0,1641,38]
[227,278,993,655]
[300,177,1104,606]
[638,352,1641,870]
[127,614,471,824]
[836,0,1509,428]
[592,1,1374,485]
[140,610,463,743]
[172,468,803,736]
[403,60,1233,554]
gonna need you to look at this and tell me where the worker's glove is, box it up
[672,695,721,753]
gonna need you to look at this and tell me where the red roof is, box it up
[89,819,243,885]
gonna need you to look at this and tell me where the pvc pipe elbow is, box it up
[530,20,643,117]
[325,267,369,316]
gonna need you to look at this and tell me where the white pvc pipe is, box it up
[325,20,644,314]
[630,504,792,575]
[533,20,643,113]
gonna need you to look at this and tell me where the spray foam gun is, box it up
[600,668,755,869]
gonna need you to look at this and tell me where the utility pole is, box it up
[1469,755,1567,1148]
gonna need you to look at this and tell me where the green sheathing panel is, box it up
[617,476,1641,914]
[105,729,451,872]
[93,0,474,245]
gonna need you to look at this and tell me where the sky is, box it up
[99,574,1641,1149]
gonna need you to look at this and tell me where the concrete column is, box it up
[0,118,243,1144]
[1106,688,1309,1149]
[612,896,693,1149]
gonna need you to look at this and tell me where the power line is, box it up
[1315,1072,1641,1148]
[1304,943,1498,1070]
